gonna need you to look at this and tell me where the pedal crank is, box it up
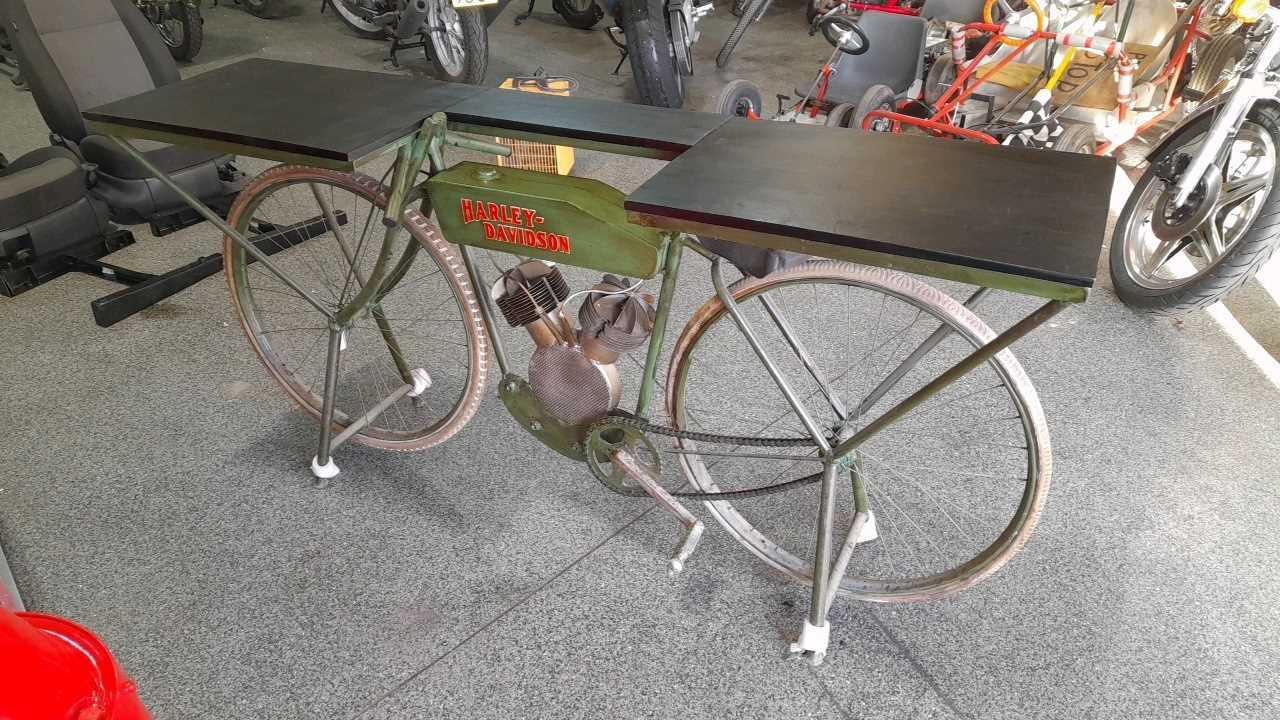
[612,448,705,576]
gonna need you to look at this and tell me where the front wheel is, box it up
[425,5,489,85]
[1110,106,1280,314]
[620,0,684,108]
[158,3,203,62]
[666,261,1051,602]
[224,166,489,451]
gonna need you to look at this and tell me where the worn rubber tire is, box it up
[854,83,896,131]
[224,165,489,452]
[824,102,856,128]
[165,3,204,62]
[1053,123,1095,154]
[666,260,1052,603]
[1185,33,1246,109]
[553,0,604,29]
[620,0,684,108]
[923,55,956,107]
[329,0,386,38]
[716,79,764,118]
[241,0,285,19]
[1110,105,1280,314]
[717,0,766,69]
[425,8,489,85]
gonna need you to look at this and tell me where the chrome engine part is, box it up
[490,262,656,427]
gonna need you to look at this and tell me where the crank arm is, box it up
[613,449,705,576]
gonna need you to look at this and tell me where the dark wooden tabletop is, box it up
[625,118,1116,291]
[82,58,487,165]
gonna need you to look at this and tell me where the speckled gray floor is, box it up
[1,3,1278,719]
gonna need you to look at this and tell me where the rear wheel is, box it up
[1053,123,1095,154]
[824,102,856,128]
[224,165,488,451]
[666,261,1051,602]
[553,0,604,29]
[923,55,956,107]
[716,79,764,118]
[854,84,896,131]
[621,0,684,108]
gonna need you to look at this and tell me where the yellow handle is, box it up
[1043,0,1108,91]
[983,0,1046,48]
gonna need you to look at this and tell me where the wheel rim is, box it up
[226,170,480,448]
[668,265,1048,601]
[733,95,757,117]
[157,18,184,48]
[334,1,383,32]
[1122,123,1276,290]
[428,4,467,78]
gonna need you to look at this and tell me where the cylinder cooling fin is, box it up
[493,260,569,328]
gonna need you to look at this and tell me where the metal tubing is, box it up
[833,299,1067,459]
[853,287,990,417]
[458,245,510,377]
[635,234,684,418]
[711,258,832,454]
[316,327,345,466]
[109,136,335,320]
[760,294,849,422]
[821,459,872,614]
[808,460,840,628]
[336,143,416,326]
[330,380,415,451]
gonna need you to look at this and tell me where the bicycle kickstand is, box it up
[613,449,705,577]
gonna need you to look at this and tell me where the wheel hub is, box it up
[1151,165,1222,242]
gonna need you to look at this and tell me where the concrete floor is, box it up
[2,2,1279,719]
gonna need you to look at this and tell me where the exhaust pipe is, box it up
[395,0,431,40]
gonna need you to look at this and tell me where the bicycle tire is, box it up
[224,165,489,452]
[717,0,766,69]
[667,260,1052,602]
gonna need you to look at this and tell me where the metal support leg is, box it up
[311,326,345,485]
[789,458,839,665]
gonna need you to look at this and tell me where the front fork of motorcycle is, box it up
[1172,10,1280,206]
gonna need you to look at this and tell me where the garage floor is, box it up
[2,3,1279,718]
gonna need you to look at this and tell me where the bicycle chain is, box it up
[589,411,830,500]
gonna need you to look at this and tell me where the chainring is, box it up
[585,419,663,496]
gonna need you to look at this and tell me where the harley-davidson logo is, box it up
[460,199,571,254]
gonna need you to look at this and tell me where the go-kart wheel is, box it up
[1053,124,1096,154]
[924,56,957,107]
[717,79,765,119]
[825,102,856,128]
[807,0,838,24]
[820,14,869,56]
[854,84,896,131]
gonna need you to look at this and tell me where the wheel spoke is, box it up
[1144,236,1192,275]
[1220,172,1270,208]
[1189,222,1225,262]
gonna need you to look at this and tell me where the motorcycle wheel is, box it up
[1184,33,1246,110]
[424,5,488,85]
[160,3,203,62]
[241,0,285,19]
[553,0,604,29]
[329,0,387,38]
[1110,105,1280,314]
[620,0,684,108]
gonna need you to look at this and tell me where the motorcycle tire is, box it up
[424,7,488,85]
[620,0,684,108]
[553,0,605,29]
[1184,33,1246,110]
[1110,105,1280,314]
[717,0,766,69]
[165,3,204,62]
[329,0,386,38]
[241,0,285,19]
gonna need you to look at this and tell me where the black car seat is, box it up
[0,146,129,297]
[2,0,240,226]
[824,12,929,106]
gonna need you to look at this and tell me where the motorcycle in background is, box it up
[135,1,204,61]
[1112,0,1280,314]
[323,0,491,84]
[611,0,712,108]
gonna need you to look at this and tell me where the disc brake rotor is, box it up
[1151,166,1223,242]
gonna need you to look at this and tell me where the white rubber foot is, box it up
[339,331,348,352]
[311,456,340,480]
[788,620,830,665]
[408,368,432,397]
[858,510,879,543]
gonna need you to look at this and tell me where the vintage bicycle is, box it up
[82,57,1112,663]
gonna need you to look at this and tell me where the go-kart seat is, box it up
[2,0,239,225]
[0,146,115,296]
[919,0,987,23]
[824,12,928,106]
